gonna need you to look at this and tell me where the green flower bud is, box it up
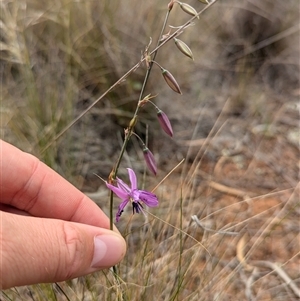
[128,116,137,130]
[161,68,182,94]
[198,0,208,4]
[174,38,194,60]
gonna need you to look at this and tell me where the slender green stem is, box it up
[109,1,217,232]
[123,0,217,186]
[149,60,164,70]
[109,9,172,229]
[109,191,114,230]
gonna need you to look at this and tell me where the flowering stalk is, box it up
[107,9,172,227]
[110,10,171,179]
[107,0,218,230]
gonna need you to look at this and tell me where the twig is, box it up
[208,180,256,198]
[252,260,300,298]
[236,234,253,272]
[151,158,185,193]
[191,215,239,235]
[243,267,260,301]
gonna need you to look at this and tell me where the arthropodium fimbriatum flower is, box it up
[106,168,159,222]
[157,110,173,137]
[174,38,194,60]
[161,68,182,94]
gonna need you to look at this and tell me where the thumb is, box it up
[1,212,126,289]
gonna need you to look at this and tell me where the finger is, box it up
[1,212,126,289]
[0,140,109,228]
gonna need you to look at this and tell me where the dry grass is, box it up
[1,0,299,300]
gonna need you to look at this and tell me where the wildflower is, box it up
[157,110,173,137]
[106,168,159,222]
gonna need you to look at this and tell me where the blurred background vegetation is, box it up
[1,0,299,300]
[1,0,298,186]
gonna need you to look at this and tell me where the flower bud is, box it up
[174,38,194,60]
[143,147,157,175]
[178,2,199,19]
[198,0,208,4]
[161,68,182,94]
[128,116,137,130]
[157,110,173,137]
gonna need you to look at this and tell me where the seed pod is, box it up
[198,0,208,4]
[157,110,173,137]
[174,38,194,60]
[143,147,157,175]
[161,68,182,94]
[178,2,199,19]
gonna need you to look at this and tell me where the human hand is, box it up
[0,140,126,289]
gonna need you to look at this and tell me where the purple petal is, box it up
[106,182,127,200]
[116,177,131,194]
[116,199,130,222]
[139,191,159,207]
[127,168,137,190]
[131,189,141,202]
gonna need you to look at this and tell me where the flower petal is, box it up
[127,168,137,190]
[131,189,141,202]
[106,182,128,200]
[139,191,159,207]
[116,177,131,194]
[116,199,130,222]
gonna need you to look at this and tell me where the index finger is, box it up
[0,140,110,229]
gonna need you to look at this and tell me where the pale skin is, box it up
[0,140,126,289]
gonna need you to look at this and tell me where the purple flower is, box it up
[106,168,159,222]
